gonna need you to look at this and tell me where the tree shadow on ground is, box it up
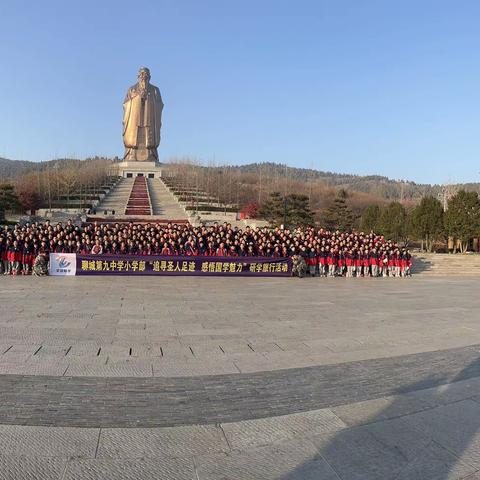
[281,358,480,480]
[412,256,435,274]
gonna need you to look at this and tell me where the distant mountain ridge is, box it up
[0,157,39,178]
[1,157,479,202]
[223,162,480,201]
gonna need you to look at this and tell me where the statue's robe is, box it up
[123,83,163,160]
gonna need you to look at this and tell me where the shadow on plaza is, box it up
[281,358,480,480]
[411,256,435,274]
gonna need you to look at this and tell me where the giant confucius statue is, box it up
[122,67,164,162]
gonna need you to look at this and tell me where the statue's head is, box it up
[138,67,151,84]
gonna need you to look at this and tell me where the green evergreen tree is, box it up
[286,194,315,227]
[259,192,284,225]
[260,192,315,227]
[360,204,382,232]
[323,189,355,231]
[0,184,19,222]
[444,190,480,253]
[378,201,407,244]
[411,196,444,252]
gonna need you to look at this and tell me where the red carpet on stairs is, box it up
[125,176,152,215]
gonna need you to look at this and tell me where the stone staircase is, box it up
[125,176,152,215]
[147,178,189,221]
[95,178,133,214]
[413,253,480,276]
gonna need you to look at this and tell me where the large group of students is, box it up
[0,220,412,277]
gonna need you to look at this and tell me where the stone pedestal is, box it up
[116,161,163,179]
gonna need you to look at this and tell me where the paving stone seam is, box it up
[94,428,102,459]
[218,424,233,452]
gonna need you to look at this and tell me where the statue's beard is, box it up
[138,79,148,98]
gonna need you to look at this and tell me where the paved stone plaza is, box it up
[1,276,480,479]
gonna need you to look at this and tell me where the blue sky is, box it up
[1,0,479,184]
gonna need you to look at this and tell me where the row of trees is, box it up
[165,160,480,252]
[165,160,480,203]
[0,158,114,218]
[163,159,389,220]
[258,188,480,253]
[361,191,480,252]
